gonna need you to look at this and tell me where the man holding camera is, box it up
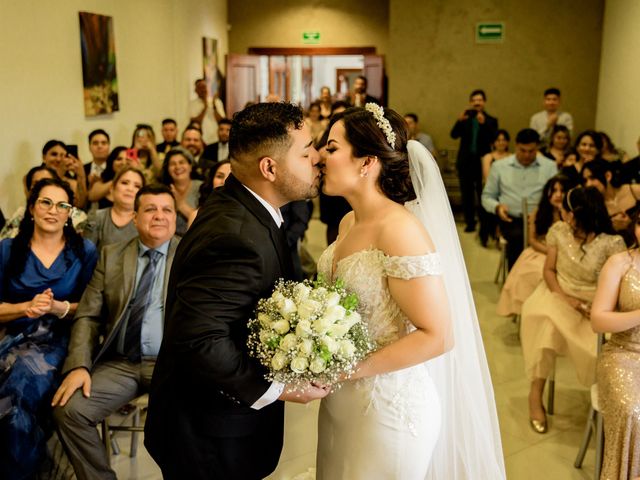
[450,89,498,233]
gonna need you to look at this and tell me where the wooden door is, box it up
[225,54,261,116]
[363,55,386,106]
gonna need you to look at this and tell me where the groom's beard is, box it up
[276,166,320,201]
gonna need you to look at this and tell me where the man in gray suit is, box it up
[52,184,179,480]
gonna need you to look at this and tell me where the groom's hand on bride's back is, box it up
[278,383,330,404]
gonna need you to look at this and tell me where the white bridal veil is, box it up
[406,140,506,479]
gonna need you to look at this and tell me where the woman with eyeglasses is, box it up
[0,178,98,479]
[520,186,625,434]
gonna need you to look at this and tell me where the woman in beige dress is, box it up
[592,213,640,480]
[521,186,625,433]
[497,174,571,316]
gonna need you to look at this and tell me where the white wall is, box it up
[595,0,640,156]
[0,0,227,214]
[311,55,364,99]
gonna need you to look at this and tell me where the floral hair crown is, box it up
[365,103,396,149]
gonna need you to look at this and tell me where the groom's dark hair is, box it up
[229,102,304,166]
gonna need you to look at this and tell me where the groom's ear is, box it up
[258,156,278,182]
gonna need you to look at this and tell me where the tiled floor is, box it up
[108,218,597,479]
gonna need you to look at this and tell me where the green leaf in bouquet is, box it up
[340,292,359,311]
[318,344,332,362]
[266,335,281,350]
[333,278,345,290]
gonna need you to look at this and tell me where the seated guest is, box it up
[330,100,350,118]
[201,118,232,173]
[83,167,146,251]
[521,186,625,434]
[161,147,202,236]
[621,135,640,184]
[592,212,640,479]
[481,128,558,268]
[53,184,179,480]
[131,124,162,179]
[600,131,629,163]
[582,159,640,240]
[497,175,571,316]
[157,118,180,155]
[0,178,98,479]
[317,86,333,118]
[541,125,571,168]
[41,140,87,209]
[84,130,111,203]
[404,113,436,155]
[3,166,87,240]
[180,126,205,178]
[187,159,231,228]
[562,130,603,184]
[480,129,511,247]
[86,146,133,209]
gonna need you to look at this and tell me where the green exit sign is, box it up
[476,22,504,43]
[302,31,320,44]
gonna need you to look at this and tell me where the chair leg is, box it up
[574,406,596,468]
[130,407,140,458]
[595,411,604,479]
[101,420,111,466]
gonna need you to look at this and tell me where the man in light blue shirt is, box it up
[53,184,180,480]
[482,128,558,268]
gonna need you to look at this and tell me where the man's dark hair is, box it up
[194,78,206,87]
[544,87,561,97]
[219,118,232,127]
[182,125,203,137]
[356,75,368,88]
[88,129,110,143]
[229,102,304,165]
[162,118,177,126]
[330,101,350,116]
[515,128,540,145]
[134,184,176,211]
[404,113,419,123]
[469,89,486,100]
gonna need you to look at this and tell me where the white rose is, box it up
[341,311,362,330]
[279,333,298,351]
[296,319,313,337]
[320,335,339,354]
[272,290,285,304]
[271,352,288,370]
[258,313,272,327]
[259,330,275,345]
[293,283,311,302]
[298,338,314,356]
[290,357,309,373]
[312,316,333,334]
[297,299,321,321]
[327,323,350,338]
[338,339,356,358]
[272,319,291,335]
[326,291,342,307]
[322,305,347,324]
[309,356,327,374]
[278,298,297,319]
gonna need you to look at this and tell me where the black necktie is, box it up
[123,249,162,362]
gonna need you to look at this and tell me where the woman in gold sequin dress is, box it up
[521,186,625,433]
[592,214,640,479]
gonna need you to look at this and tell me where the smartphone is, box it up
[126,148,139,161]
[465,109,477,118]
[66,144,78,158]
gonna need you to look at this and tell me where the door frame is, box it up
[247,47,377,55]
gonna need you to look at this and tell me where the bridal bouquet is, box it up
[248,275,373,387]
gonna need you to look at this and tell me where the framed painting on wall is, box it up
[202,37,225,107]
[79,11,119,116]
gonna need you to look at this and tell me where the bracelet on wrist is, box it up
[58,300,71,319]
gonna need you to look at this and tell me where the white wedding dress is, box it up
[315,243,443,479]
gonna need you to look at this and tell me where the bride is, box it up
[315,104,506,479]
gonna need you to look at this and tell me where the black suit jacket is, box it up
[450,112,498,164]
[145,174,294,479]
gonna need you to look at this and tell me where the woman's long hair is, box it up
[534,174,571,237]
[563,185,614,236]
[101,146,128,182]
[5,178,87,285]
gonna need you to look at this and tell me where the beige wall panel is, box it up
[388,0,604,153]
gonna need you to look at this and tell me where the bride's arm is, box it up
[348,213,452,381]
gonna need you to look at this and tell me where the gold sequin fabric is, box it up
[597,264,640,479]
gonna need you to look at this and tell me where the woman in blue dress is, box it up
[0,177,97,479]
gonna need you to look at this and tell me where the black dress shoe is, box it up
[464,225,476,233]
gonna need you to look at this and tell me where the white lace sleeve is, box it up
[382,253,442,279]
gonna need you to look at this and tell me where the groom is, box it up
[145,102,328,479]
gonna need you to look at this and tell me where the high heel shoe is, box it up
[529,416,547,434]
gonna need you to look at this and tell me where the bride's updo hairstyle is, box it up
[328,106,416,204]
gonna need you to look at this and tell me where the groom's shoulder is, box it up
[191,189,264,238]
